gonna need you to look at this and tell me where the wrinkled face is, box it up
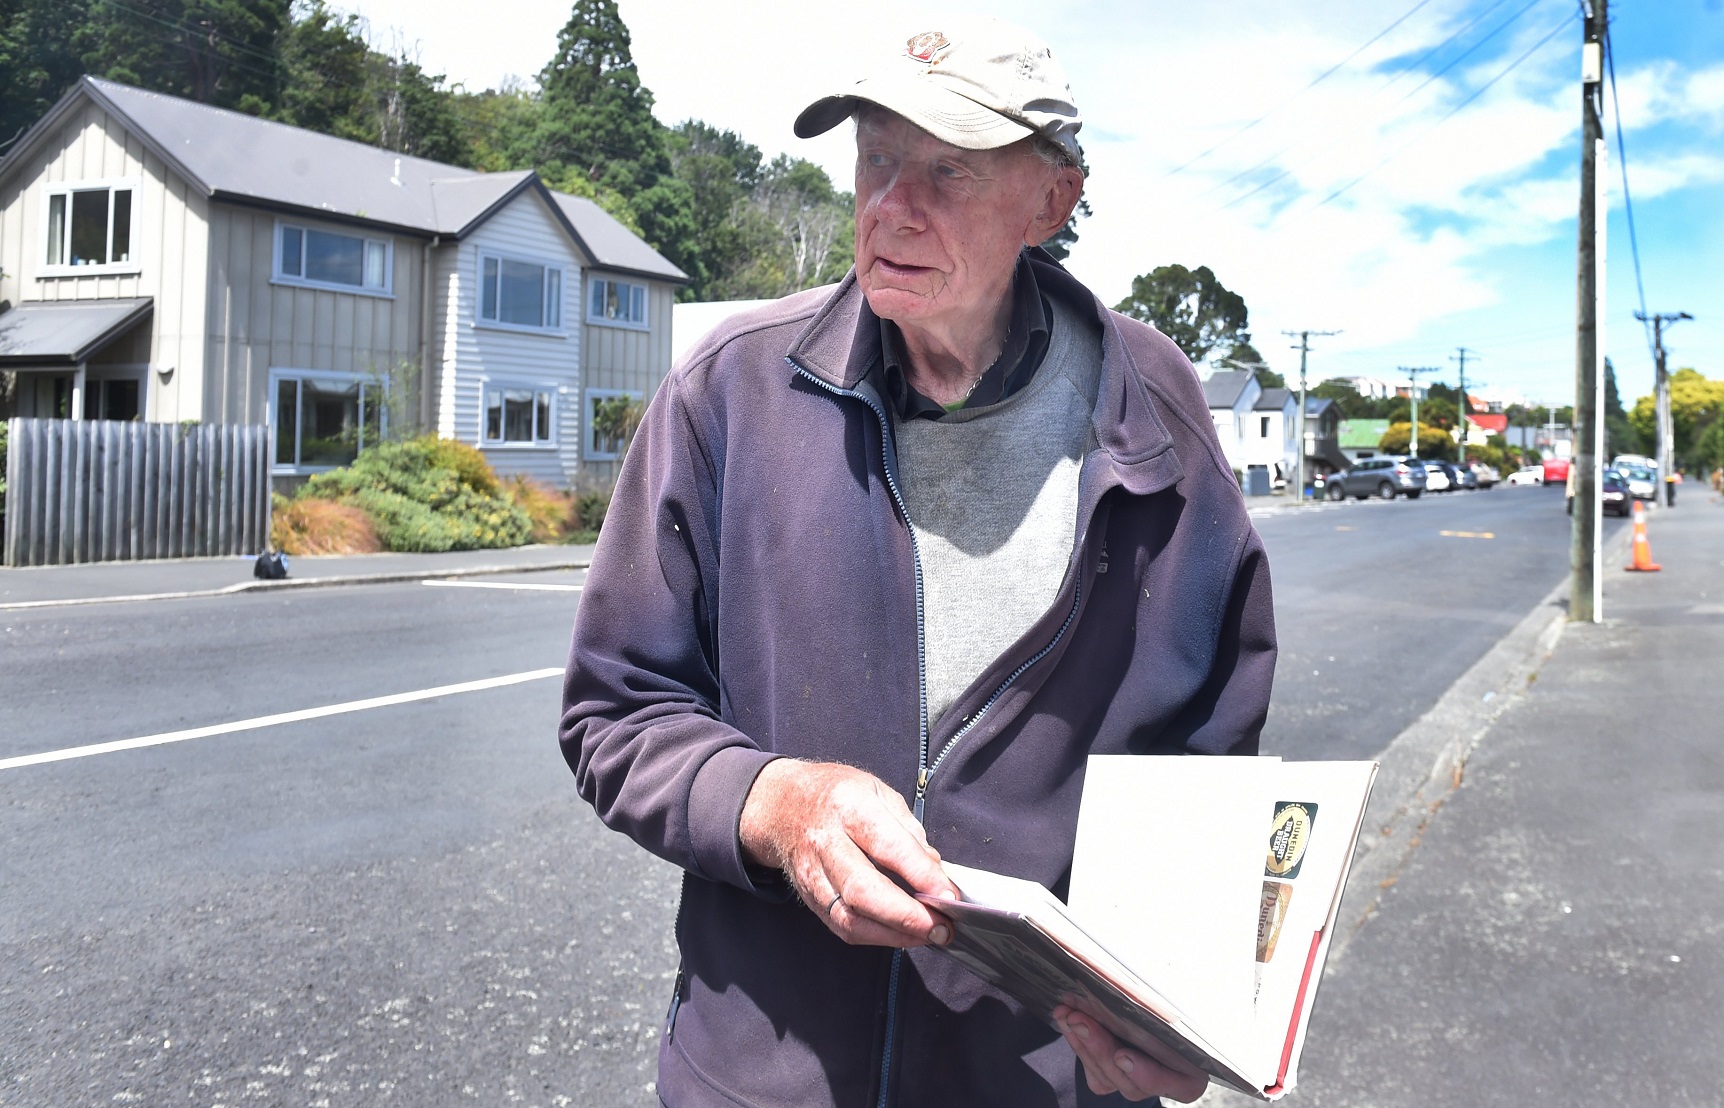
[853,109,1078,335]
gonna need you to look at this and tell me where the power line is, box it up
[1603,25,1655,362]
[1167,0,1440,177]
[1209,0,1547,208]
[1309,9,1575,212]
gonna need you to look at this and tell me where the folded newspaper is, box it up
[919,756,1378,1100]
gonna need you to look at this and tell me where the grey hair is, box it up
[1028,132,1084,174]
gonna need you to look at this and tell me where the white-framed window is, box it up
[587,277,648,328]
[274,221,392,296]
[483,382,556,446]
[271,369,384,472]
[478,253,563,332]
[585,388,643,460]
[42,180,139,273]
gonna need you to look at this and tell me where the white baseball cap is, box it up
[794,16,1084,162]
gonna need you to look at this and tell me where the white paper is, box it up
[1067,754,1283,1069]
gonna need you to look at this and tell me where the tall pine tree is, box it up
[535,0,702,291]
[82,0,290,112]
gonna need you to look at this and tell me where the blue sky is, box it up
[345,0,1724,408]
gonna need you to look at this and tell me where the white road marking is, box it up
[0,668,564,772]
[421,580,584,592]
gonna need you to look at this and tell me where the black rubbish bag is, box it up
[253,550,290,580]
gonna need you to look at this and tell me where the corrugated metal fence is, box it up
[3,419,271,566]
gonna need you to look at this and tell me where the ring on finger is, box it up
[825,892,843,915]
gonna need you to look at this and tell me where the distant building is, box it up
[1204,369,1345,489]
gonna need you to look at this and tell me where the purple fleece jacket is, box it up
[560,252,1277,1108]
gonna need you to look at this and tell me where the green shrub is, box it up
[572,490,611,532]
[297,436,531,552]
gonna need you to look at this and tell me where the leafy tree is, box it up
[1379,421,1456,460]
[1385,395,1456,431]
[1629,367,1724,471]
[1311,379,1394,419]
[1113,264,1251,366]
[0,0,94,150]
[82,0,291,111]
[274,1,370,139]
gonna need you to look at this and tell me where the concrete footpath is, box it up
[0,542,594,609]
[1212,494,1724,1107]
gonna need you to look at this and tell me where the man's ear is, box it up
[1025,166,1085,248]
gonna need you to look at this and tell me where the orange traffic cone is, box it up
[1625,499,1661,572]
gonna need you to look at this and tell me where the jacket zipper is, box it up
[913,566,1085,818]
[791,359,1099,1106]
[789,359,925,1108]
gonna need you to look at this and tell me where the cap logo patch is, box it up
[905,31,950,64]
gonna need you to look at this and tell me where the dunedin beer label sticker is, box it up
[1265,801,1318,880]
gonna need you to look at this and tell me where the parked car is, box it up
[1618,464,1657,500]
[1327,456,1428,500]
[1469,462,1499,488]
[1611,453,1656,473]
[1568,468,1632,516]
[1506,465,1545,486]
[1422,460,1452,492]
[1450,463,1479,490]
[1541,456,1571,485]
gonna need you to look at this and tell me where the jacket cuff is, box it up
[687,745,791,900]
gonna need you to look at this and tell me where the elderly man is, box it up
[561,16,1275,1107]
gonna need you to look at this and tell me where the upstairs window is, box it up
[1260,416,1271,438]
[276,222,391,294]
[479,255,563,331]
[588,277,647,328]
[44,183,135,269]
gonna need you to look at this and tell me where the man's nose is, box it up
[872,170,925,230]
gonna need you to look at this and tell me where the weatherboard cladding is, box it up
[205,202,422,426]
[438,192,585,486]
[0,97,209,421]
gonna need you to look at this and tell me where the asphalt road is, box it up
[0,483,1616,1106]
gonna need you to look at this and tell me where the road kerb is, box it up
[0,560,592,612]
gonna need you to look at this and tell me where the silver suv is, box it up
[1326,456,1428,500]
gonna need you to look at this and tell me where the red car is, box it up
[1541,457,1571,485]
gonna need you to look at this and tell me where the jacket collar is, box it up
[788,250,1184,497]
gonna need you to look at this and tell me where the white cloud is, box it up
[332,0,1722,398]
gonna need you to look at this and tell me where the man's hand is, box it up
[740,760,958,947]
[1053,1005,1209,1104]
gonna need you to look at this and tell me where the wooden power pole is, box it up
[1571,0,1607,623]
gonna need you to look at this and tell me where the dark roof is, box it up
[1254,386,1291,411]
[1306,396,1336,417]
[549,193,688,283]
[0,299,152,365]
[1202,370,1254,409]
[0,78,686,282]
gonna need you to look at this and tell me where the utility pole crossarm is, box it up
[1633,310,1693,507]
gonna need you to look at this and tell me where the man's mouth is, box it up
[875,259,934,278]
